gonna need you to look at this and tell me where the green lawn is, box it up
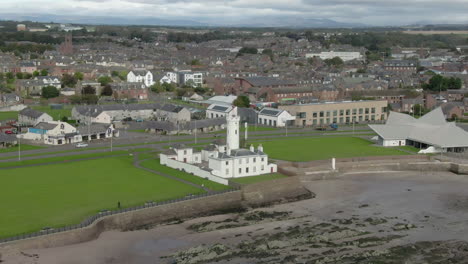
[0,155,204,238]
[0,111,18,121]
[31,105,72,120]
[231,173,287,185]
[139,159,231,191]
[0,144,43,154]
[0,149,151,168]
[258,137,407,162]
[398,145,421,153]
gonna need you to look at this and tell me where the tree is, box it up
[16,72,23,79]
[41,86,59,99]
[5,72,14,80]
[70,95,82,104]
[262,48,274,61]
[412,104,428,116]
[101,84,113,96]
[97,76,113,86]
[162,82,175,92]
[237,47,258,56]
[81,94,99,104]
[82,85,96,95]
[190,59,201,66]
[40,69,48,76]
[356,68,366,73]
[149,83,163,93]
[62,74,78,88]
[324,57,344,67]
[233,95,250,108]
[175,88,186,97]
[424,74,462,91]
[61,116,69,122]
[194,86,206,94]
[33,70,40,77]
[74,72,84,81]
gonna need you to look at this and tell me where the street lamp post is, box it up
[18,134,21,161]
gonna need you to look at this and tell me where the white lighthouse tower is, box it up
[226,107,240,153]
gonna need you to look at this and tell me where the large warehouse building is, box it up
[369,107,468,153]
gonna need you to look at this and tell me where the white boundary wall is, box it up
[163,158,230,185]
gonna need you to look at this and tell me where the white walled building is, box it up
[305,51,363,61]
[160,107,277,182]
[206,104,233,119]
[20,121,82,145]
[369,107,468,153]
[18,108,53,126]
[127,70,154,87]
[258,107,295,127]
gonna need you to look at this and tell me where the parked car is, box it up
[4,130,13,134]
[75,143,88,148]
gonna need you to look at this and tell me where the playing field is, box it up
[0,155,204,238]
[32,105,72,120]
[0,111,17,121]
[258,137,407,162]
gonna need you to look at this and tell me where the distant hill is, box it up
[0,13,366,28]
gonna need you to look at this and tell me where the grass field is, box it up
[258,137,407,162]
[398,145,421,153]
[0,149,151,168]
[231,173,287,184]
[0,111,17,121]
[139,159,231,191]
[0,144,43,154]
[31,105,72,120]
[0,155,204,238]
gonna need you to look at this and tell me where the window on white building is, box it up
[239,168,242,174]
[226,169,229,175]
[261,165,264,170]
[225,161,229,165]
[246,168,249,173]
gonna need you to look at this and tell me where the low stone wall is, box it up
[0,176,311,250]
[242,176,312,207]
[164,158,229,185]
[0,104,26,112]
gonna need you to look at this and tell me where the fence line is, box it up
[0,187,241,244]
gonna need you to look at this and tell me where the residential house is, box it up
[18,108,53,126]
[111,82,148,100]
[258,107,295,127]
[127,70,155,87]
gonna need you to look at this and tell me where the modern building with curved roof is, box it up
[369,107,468,153]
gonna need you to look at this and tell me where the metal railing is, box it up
[0,187,241,244]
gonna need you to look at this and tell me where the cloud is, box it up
[0,0,467,26]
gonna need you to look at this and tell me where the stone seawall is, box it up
[0,176,312,250]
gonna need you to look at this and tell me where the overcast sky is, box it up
[1,0,468,26]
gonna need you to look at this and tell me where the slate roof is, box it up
[19,108,46,119]
[241,76,296,87]
[76,123,111,134]
[207,104,233,113]
[369,107,468,148]
[74,103,186,117]
[259,107,283,117]
[34,122,58,130]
